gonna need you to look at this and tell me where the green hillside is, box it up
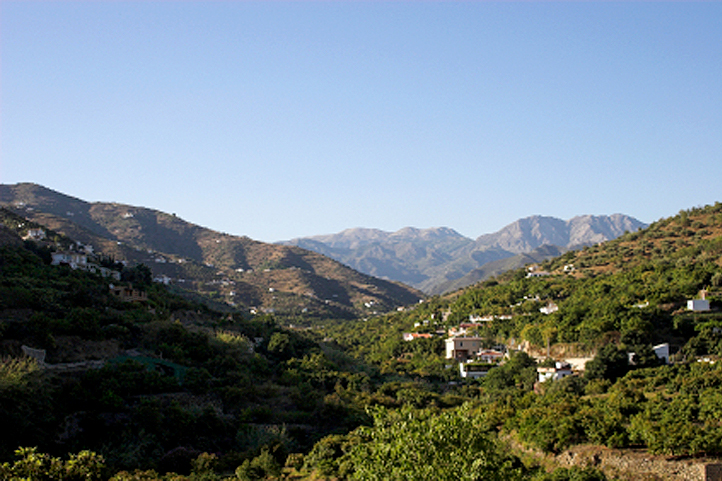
[431,244,566,295]
[2,200,722,480]
[304,203,722,478]
[324,203,722,372]
[0,229,378,477]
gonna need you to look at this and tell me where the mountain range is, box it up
[282,214,647,294]
[0,183,423,318]
[0,183,646,306]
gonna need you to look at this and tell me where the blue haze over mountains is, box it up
[282,214,647,294]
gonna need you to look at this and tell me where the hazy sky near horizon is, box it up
[2,1,721,242]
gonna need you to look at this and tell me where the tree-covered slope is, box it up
[0,234,381,475]
[430,244,566,295]
[296,203,722,480]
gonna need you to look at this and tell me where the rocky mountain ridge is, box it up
[283,215,647,294]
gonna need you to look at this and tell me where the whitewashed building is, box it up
[51,252,88,269]
[537,361,573,383]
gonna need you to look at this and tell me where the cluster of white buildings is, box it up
[51,251,122,281]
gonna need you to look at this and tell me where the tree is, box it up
[235,448,281,480]
[339,405,525,481]
[190,452,219,481]
[267,332,294,359]
[122,264,152,288]
[585,344,629,382]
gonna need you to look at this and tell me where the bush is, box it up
[234,448,280,480]
[0,447,106,481]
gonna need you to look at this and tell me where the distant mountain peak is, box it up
[283,214,647,294]
[475,214,646,254]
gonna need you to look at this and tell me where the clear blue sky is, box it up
[2,1,721,242]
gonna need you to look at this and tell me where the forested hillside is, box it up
[2,202,721,480]
[0,222,378,478]
[305,203,722,479]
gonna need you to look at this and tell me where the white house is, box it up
[445,337,483,362]
[688,290,711,311]
[540,302,559,315]
[477,349,505,363]
[459,362,493,379]
[403,333,433,342]
[469,314,494,323]
[51,252,88,269]
[449,322,484,337]
[23,228,46,241]
[153,274,172,285]
[537,361,573,383]
[86,264,122,281]
[653,343,670,364]
[527,266,550,278]
[688,299,710,312]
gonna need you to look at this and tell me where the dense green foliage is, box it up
[2,203,722,479]
[0,240,371,476]
[0,447,105,481]
[337,405,524,481]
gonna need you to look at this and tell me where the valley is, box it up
[1,183,721,480]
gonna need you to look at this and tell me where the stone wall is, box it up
[554,445,722,481]
[508,436,722,481]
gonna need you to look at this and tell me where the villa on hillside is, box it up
[456,349,505,379]
[537,361,573,383]
[87,264,122,281]
[653,343,670,364]
[459,362,494,379]
[688,291,711,312]
[449,322,485,337]
[51,252,88,269]
[23,228,46,241]
[469,314,494,323]
[688,299,710,311]
[51,251,121,280]
[540,302,559,315]
[154,274,172,285]
[527,266,550,278]
[445,337,483,362]
[477,349,505,363]
[630,343,671,365]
